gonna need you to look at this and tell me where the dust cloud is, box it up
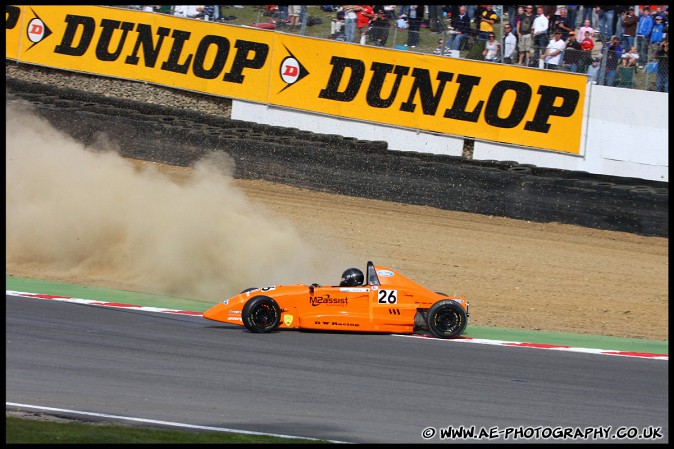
[6,99,333,299]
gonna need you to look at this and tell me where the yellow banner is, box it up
[7,5,273,102]
[6,5,23,60]
[7,6,587,154]
[269,34,587,154]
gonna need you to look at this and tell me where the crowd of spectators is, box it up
[129,5,668,92]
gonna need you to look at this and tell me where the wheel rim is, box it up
[251,303,278,330]
[434,308,462,334]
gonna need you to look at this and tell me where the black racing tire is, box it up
[241,296,281,334]
[427,300,468,339]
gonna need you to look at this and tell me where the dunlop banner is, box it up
[7,5,587,154]
[6,5,274,102]
[270,33,587,154]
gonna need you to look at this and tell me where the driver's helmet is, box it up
[340,268,364,287]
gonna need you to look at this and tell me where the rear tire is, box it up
[427,300,467,338]
[242,296,281,333]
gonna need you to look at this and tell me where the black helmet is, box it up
[340,268,364,287]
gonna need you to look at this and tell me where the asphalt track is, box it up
[6,294,668,443]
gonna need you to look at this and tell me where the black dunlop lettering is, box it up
[400,68,453,114]
[6,5,21,30]
[54,15,95,56]
[193,35,230,79]
[125,24,171,66]
[53,14,269,83]
[96,19,135,61]
[484,81,532,128]
[443,74,483,122]
[223,40,268,83]
[160,29,192,74]
[366,62,409,108]
[318,56,365,101]
[525,86,580,133]
[319,57,581,134]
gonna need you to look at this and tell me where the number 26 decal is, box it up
[378,289,398,304]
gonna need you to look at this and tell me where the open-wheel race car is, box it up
[203,262,469,338]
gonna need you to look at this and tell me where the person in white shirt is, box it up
[482,33,501,61]
[173,5,204,19]
[532,6,549,61]
[502,24,517,64]
[541,30,566,69]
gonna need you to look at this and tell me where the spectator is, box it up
[532,6,549,62]
[506,4,518,30]
[173,5,204,19]
[621,45,639,67]
[655,39,668,92]
[620,7,638,51]
[543,5,557,35]
[502,23,517,64]
[433,38,448,55]
[448,5,470,51]
[513,6,524,37]
[288,5,301,30]
[662,6,669,28]
[427,4,444,32]
[566,5,579,30]
[614,5,629,39]
[466,5,477,24]
[587,56,601,83]
[649,15,666,60]
[483,32,501,61]
[540,30,566,70]
[202,5,215,21]
[479,5,499,41]
[553,7,574,41]
[595,5,616,38]
[331,9,345,38]
[356,4,374,44]
[396,14,408,29]
[564,31,583,72]
[637,7,654,67]
[581,5,595,28]
[581,30,595,51]
[369,8,390,46]
[406,4,424,48]
[518,5,535,66]
[342,5,361,43]
[603,35,623,86]
[579,19,594,39]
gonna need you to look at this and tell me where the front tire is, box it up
[242,296,281,333]
[427,300,467,338]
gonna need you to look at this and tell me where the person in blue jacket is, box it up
[636,7,654,67]
[649,15,666,61]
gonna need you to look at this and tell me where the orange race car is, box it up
[203,261,469,339]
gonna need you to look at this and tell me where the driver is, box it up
[339,268,364,286]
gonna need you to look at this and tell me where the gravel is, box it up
[6,61,232,117]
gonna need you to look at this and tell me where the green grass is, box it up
[5,416,329,444]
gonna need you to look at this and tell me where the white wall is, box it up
[232,85,668,182]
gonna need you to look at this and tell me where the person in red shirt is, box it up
[356,5,374,44]
[580,30,595,51]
